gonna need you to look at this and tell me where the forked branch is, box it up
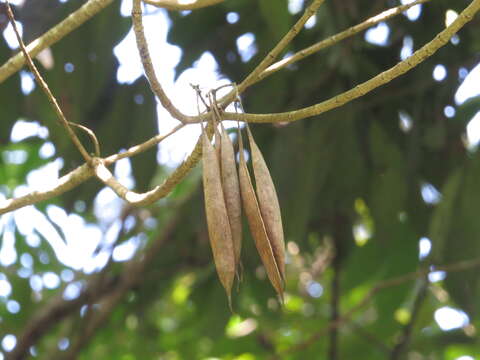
[5,1,93,163]
[220,0,326,107]
[1,0,479,216]
[94,122,213,206]
[0,124,183,215]
[237,0,326,91]
[132,0,206,124]
[257,0,432,83]
[225,0,480,124]
[0,0,114,84]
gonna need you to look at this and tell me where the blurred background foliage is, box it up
[1,0,480,359]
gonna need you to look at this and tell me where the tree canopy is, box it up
[1,0,480,359]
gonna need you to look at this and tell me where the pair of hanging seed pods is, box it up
[202,121,285,308]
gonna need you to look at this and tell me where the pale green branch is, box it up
[95,123,212,206]
[220,0,326,107]
[257,0,432,83]
[0,164,94,215]
[132,0,204,124]
[5,1,93,163]
[104,123,184,164]
[224,0,480,124]
[0,123,185,215]
[237,0,326,91]
[0,0,114,84]
[2,0,478,215]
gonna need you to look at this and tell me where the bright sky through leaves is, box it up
[1,2,480,351]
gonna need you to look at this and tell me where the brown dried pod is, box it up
[213,120,222,161]
[219,124,242,277]
[246,126,286,282]
[237,125,284,300]
[202,130,236,308]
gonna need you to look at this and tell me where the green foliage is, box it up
[1,0,480,359]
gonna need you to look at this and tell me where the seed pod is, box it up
[238,126,284,300]
[214,121,222,162]
[246,126,286,282]
[220,124,242,277]
[202,130,235,308]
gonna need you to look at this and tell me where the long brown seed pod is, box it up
[237,125,284,300]
[202,129,236,308]
[213,120,222,162]
[220,124,242,276]
[246,126,286,281]
[210,92,222,162]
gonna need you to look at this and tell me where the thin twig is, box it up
[5,1,93,163]
[191,83,211,111]
[0,123,184,215]
[0,0,114,84]
[1,0,478,215]
[282,257,480,355]
[224,0,480,124]
[257,0,432,83]
[104,123,184,164]
[238,0,326,91]
[143,0,225,11]
[220,0,326,107]
[68,122,101,157]
[131,0,205,124]
[0,163,92,215]
[94,122,213,206]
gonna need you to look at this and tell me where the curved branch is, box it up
[2,0,477,215]
[237,0,326,91]
[225,0,480,124]
[0,163,93,215]
[95,123,212,206]
[0,123,184,215]
[6,1,92,163]
[143,0,225,11]
[0,0,114,84]
[258,0,432,83]
[104,123,184,164]
[132,0,204,124]
[220,0,326,107]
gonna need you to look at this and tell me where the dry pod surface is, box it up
[201,121,286,305]
[214,121,222,162]
[238,126,284,300]
[247,126,286,281]
[219,124,243,276]
[202,130,236,307]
